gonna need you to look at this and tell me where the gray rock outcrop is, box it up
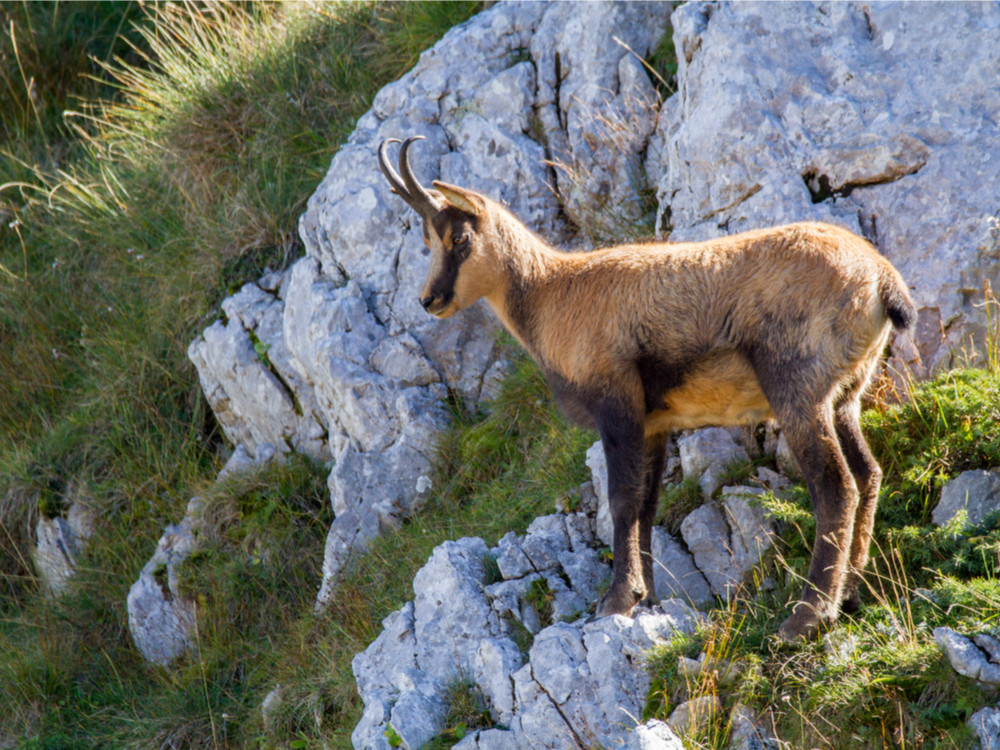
[352,529,698,750]
[648,1,1000,375]
[127,444,282,666]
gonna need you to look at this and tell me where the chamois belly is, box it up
[643,352,774,436]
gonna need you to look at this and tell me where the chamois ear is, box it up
[433,181,485,217]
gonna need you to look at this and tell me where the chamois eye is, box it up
[453,234,468,249]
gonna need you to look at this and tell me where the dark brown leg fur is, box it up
[778,410,859,641]
[595,414,648,617]
[639,433,669,606]
[833,396,882,614]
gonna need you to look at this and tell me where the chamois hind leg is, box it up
[639,432,669,606]
[595,414,648,617]
[774,402,860,642]
[833,389,883,615]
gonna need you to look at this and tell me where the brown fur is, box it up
[380,140,916,642]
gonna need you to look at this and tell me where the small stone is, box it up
[934,626,1000,684]
[968,707,1000,750]
[933,469,1000,528]
[668,696,722,736]
[678,428,750,499]
[728,704,779,750]
[626,719,686,750]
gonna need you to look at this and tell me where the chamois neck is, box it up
[483,205,564,352]
[491,207,562,281]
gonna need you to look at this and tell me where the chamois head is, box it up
[378,137,494,319]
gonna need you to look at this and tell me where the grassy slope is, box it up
[1,3,998,749]
[0,3,493,747]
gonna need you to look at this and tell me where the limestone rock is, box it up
[452,729,521,750]
[508,606,698,749]
[668,695,722,736]
[188,277,329,461]
[774,433,801,480]
[127,444,281,666]
[678,428,750,499]
[33,493,96,596]
[727,705,780,750]
[261,685,285,732]
[650,526,714,608]
[934,627,1000,685]
[649,1,1000,374]
[351,519,699,750]
[722,486,777,582]
[586,441,614,547]
[680,487,776,598]
[626,720,686,750]
[126,510,200,667]
[969,706,1000,750]
[933,469,1000,529]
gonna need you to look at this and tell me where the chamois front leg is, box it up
[639,433,669,606]
[595,414,648,618]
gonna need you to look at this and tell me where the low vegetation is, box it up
[2,2,998,749]
[646,364,1000,749]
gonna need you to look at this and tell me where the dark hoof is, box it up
[596,584,644,618]
[777,609,826,644]
[840,588,862,615]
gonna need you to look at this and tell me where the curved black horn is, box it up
[378,138,408,198]
[398,136,441,219]
[378,136,441,219]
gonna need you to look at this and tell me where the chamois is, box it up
[378,136,916,642]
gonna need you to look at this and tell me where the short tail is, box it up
[879,268,917,330]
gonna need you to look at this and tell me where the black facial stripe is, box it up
[430,244,462,304]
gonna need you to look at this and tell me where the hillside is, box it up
[2,2,1000,749]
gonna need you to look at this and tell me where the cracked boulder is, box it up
[649,1,1000,374]
[188,274,329,460]
[680,487,777,599]
[351,522,697,750]
[934,627,1000,685]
